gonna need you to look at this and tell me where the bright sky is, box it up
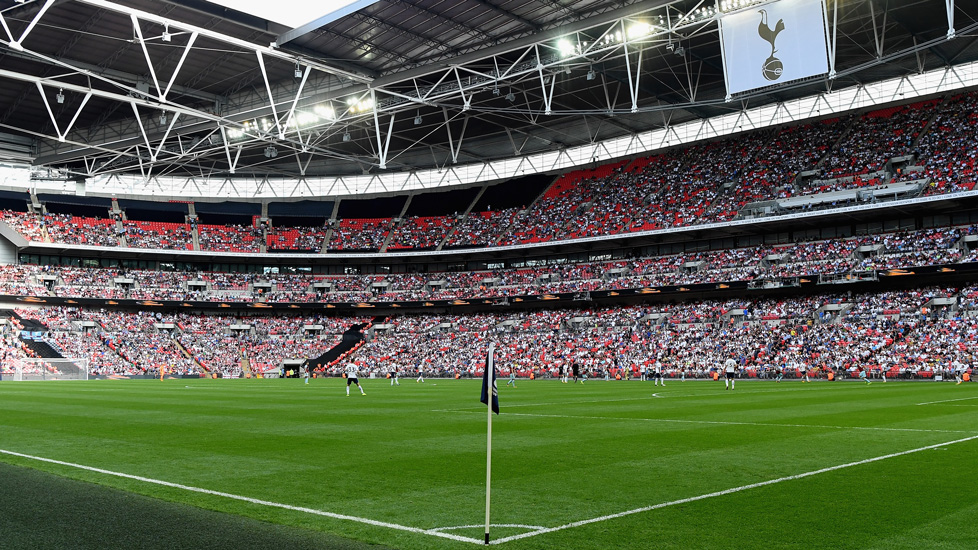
[205,0,378,29]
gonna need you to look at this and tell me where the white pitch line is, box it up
[0,449,481,545]
[916,395,978,406]
[489,433,978,545]
[439,409,978,435]
[429,523,546,533]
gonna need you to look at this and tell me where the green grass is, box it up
[1,377,977,549]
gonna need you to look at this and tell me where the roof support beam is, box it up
[946,0,955,39]
[7,0,54,51]
[73,0,373,84]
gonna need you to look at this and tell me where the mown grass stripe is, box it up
[0,448,482,545]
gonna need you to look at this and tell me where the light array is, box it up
[346,96,374,113]
[719,0,767,13]
[557,20,662,57]
[664,6,719,22]
[223,99,351,140]
[227,118,274,139]
[557,9,720,58]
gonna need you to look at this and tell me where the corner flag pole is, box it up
[479,342,503,544]
[484,343,494,546]
[484,380,492,545]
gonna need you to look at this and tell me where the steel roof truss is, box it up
[947,0,955,39]
[129,103,155,160]
[256,51,284,139]
[131,14,165,103]
[868,1,887,60]
[282,66,312,138]
[154,112,180,163]
[162,31,199,102]
[34,82,93,143]
[0,10,15,44]
[75,0,372,84]
[8,0,54,51]
[372,90,395,170]
[622,24,642,113]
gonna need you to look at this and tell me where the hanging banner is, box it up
[719,0,830,96]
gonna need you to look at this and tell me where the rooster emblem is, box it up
[757,9,785,81]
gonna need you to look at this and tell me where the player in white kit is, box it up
[346,362,366,396]
[724,357,737,390]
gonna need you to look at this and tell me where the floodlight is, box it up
[557,38,574,57]
[505,92,515,102]
[55,89,64,104]
[414,115,422,125]
[162,23,171,42]
[342,132,351,142]
[586,69,595,80]
[294,63,302,78]
[159,112,167,125]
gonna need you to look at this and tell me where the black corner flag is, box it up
[480,344,499,545]
[480,345,499,414]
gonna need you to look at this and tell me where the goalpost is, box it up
[5,357,89,381]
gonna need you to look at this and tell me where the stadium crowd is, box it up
[4,93,978,253]
[2,222,975,304]
[6,285,975,382]
[9,308,358,377]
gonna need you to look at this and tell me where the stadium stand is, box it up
[8,93,978,251]
[3,222,975,304]
[3,94,978,384]
[6,285,974,381]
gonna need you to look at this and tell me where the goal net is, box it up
[5,357,89,381]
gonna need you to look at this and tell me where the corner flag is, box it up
[480,344,499,546]
[480,345,499,414]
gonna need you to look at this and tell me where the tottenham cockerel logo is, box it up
[757,9,785,81]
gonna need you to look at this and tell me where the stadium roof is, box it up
[1,0,977,197]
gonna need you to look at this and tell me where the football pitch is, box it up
[1,377,977,549]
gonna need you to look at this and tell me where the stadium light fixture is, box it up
[557,38,575,57]
[55,88,64,104]
[627,22,653,40]
[342,131,351,142]
[294,63,302,78]
[587,68,596,80]
[505,91,515,102]
[159,112,167,125]
[719,0,764,13]
[161,22,171,42]
[346,96,374,113]
[313,104,335,120]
